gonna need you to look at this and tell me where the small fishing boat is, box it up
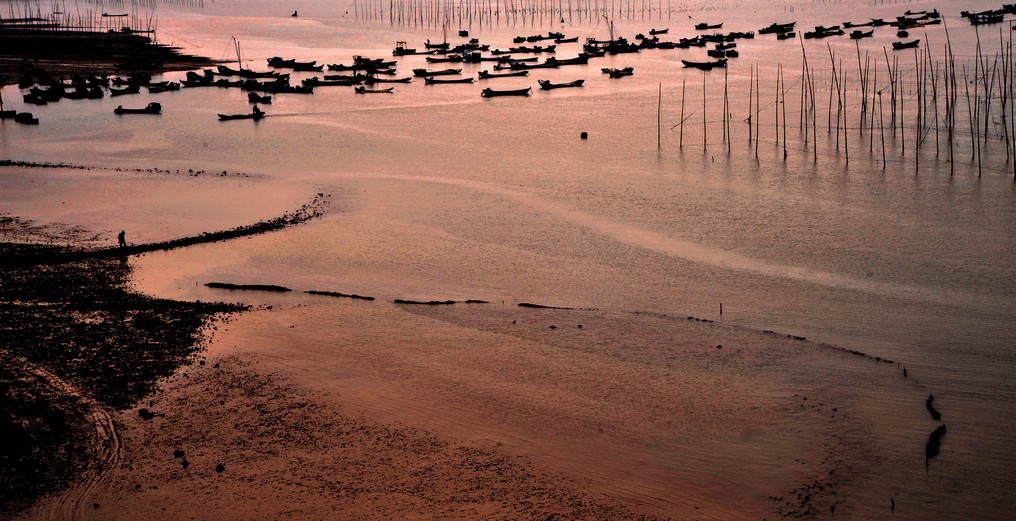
[849,29,874,39]
[355,86,394,93]
[537,79,584,89]
[423,39,451,50]
[649,27,669,35]
[248,92,272,104]
[759,21,795,34]
[480,87,532,97]
[695,22,722,30]
[681,58,727,70]
[776,31,796,40]
[413,68,461,77]
[14,112,39,124]
[509,60,560,70]
[892,39,920,50]
[601,66,634,76]
[554,36,580,43]
[363,76,413,84]
[109,84,141,96]
[424,77,474,84]
[114,102,161,115]
[147,81,181,93]
[479,70,530,78]
[218,107,265,120]
[605,67,634,78]
[507,45,556,54]
[302,77,361,87]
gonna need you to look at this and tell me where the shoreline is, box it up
[0,27,217,86]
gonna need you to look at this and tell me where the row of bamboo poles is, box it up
[359,0,927,28]
[357,0,677,28]
[669,27,1016,182]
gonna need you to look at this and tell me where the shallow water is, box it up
[3,0,1016,517]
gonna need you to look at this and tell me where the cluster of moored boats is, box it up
[7,4,1014,123]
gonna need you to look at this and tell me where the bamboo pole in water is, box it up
[878,90,887,169]
[680,78,685,148]
[782,65,788,159]
[703,70,707,149]
[749,64,754,145]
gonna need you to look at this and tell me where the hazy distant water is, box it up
[2,0,1015,517]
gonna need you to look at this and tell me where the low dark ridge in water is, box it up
[305,290,375,300]
[2,193,329,266]
[206,282,292,292]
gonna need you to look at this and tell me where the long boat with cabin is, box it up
[537,79,584,89]
[892,39,920,50]
[481,87,532,97]
[413,68,461,77]
[681,58,727,70]
[114,102,162,115]
[424,77,475,84]
[478,70,529,79]
[354,86,395,93]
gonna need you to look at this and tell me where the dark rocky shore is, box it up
[0,240,240,516]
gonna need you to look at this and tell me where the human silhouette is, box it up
[252,104,264,116]
[292,10,298,16]
[117,230,126,248]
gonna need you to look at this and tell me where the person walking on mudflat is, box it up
[118,230,126,248]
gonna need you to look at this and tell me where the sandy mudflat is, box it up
[79,353,662,520]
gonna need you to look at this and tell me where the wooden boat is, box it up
[892,39,920,50]
[509,60,560,70]
[413,68,461,77]
[267,57,322,70]
[355,86,394,93]
[14,112,39,124]
[897,30,909,38]
[649,27,669,35]
[601,66,634,77]
[759,21,796,33]
[803,26,844,38]
[114,102,162,115]
[681,58,727,70]
[217,65,283,79]
[478,70,529,78]
[426,55,464,63]
[776,31,796,40]
[423,39,451,50]
[109,84,141,96]
[218,109,265,120]
[555,37,580,43]
[0,110,15,119]
[302,77,361,87]
[695,22,722,30]
[424,77,474,84]
[248,92,272,103]
[507,45,556,54]
[363,76,413,84]
[481,87,531,97]
[849,29,874,39]
[537,79,584,89]
[147,81,181,93]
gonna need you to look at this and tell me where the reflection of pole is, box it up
[658,82,662,149]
